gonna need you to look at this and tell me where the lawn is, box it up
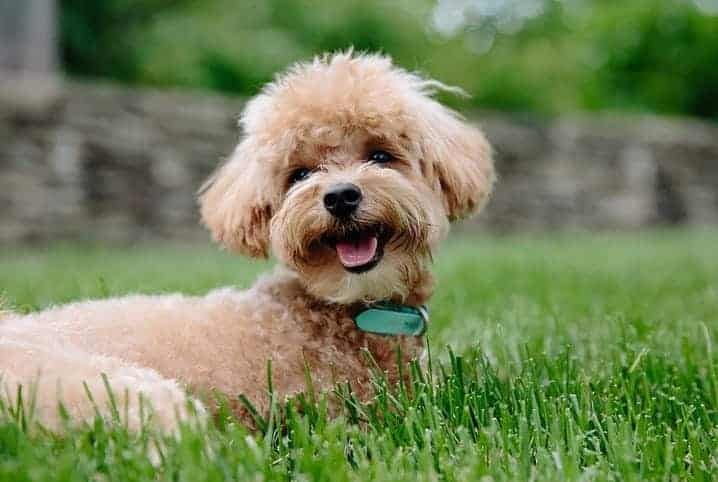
[1,229,717,481]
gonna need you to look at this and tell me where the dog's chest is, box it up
[183,277,424,414]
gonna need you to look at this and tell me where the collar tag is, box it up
[353,302,428,336]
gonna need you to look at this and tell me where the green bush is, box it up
[581,0,718,118]
[60,0,192,82]
[59,0,718,119]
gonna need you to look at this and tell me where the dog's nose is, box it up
[323,183,362,218]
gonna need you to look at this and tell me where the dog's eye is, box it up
[368,150,394,164]
[289,167,312,185]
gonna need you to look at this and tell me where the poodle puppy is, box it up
[0,52,494,430]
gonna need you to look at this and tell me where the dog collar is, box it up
[353,302,428,336]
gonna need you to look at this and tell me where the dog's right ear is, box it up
[199,140,274,258]
[417,100,495,221]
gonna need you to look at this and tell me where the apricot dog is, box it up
[0,52,494,430]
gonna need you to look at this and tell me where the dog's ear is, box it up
[199,140,274,257]
[418,102,495,221]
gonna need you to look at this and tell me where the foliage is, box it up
[1,229,717,480]
[59,0,192,81]
[58,0,718,119]
[578,0,718,118]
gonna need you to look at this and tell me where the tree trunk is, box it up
[0,0,57,74]
[0,0,60,113]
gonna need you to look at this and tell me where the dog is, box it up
[0,52,495,430]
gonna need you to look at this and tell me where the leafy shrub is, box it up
[58,0,718,119]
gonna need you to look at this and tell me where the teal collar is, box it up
[353,302,428,336]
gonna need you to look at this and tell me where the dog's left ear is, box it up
[418,102,495,221]
[199,140,274,257]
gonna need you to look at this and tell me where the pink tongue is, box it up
[335,236,378,268]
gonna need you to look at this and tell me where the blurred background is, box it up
[1,0,717,243]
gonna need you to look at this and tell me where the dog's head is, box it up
[200,52,494,304]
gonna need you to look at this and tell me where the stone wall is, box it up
[1,79,717,244]
[478,112,718,231]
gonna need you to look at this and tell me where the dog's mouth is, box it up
[323,226,386,274]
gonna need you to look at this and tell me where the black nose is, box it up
[323,183,362,217]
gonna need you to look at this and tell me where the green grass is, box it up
[1,229,717,481]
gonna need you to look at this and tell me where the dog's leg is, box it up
[0,337,206,432]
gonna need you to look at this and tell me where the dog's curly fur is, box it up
[0,52,494,430]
